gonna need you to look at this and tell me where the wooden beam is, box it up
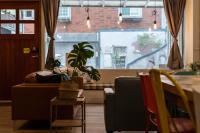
[62,0,163,7]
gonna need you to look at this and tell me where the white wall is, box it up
[100,31,167,69]
[184,0,200,65]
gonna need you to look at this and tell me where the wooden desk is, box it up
[162,75,200,101]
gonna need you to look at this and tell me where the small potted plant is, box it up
[190,61,200,74]
[67,41,101,81]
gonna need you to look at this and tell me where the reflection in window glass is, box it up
[19,23,34,34]
[48,6,183,69]
[19,9,35,20]
[0,9,16,20]
[0,23,16,34]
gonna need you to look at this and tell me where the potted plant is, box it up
[67,41,101,81]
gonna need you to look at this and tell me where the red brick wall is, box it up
[57,7,162,33]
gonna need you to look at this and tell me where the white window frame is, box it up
[58,6,71,21]
[119,8,142,19]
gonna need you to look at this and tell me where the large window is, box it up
[46,5,183,69]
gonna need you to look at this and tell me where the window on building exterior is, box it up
[121,8,142,18]
[58,6,71,21]
[45,4,184,69]
[19,9,35,20]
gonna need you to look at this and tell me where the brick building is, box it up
[54,6,167,69]
[57,7,163,33]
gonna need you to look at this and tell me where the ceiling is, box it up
[61,0,163,7]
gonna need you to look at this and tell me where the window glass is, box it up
[122,8,130,15]
[0,9,16,20]
[0,23,16,34]
[46,5,183,69]
[19,23,34,34]
[58,7,71,20]
[121,8,142,18]
[19,9,35,20]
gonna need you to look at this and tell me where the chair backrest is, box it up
[114,76,146,130]
[149,69,195,133]
[139,73,157,114]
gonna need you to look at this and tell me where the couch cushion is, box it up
[24,71,53,83]
[36,73,62,83]
[24,72,37,83]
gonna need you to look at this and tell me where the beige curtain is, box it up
[42,0,60,69]
[163,0,186,69]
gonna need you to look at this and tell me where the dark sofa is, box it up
[104,76,147,132]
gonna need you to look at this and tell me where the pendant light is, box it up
[118,0,123,24]
[153,0,157,29]
[86,0,91,29]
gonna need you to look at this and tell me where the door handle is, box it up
[32,55,39,58]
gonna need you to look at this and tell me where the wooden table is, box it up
[162,75,200,131]
[162,75,200,101]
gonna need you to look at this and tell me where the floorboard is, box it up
[0,104,148,133]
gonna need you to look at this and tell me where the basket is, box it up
[58,80,79,100]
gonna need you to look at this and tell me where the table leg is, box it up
[84,101,86,133]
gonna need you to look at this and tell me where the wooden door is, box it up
[0,0,41,100]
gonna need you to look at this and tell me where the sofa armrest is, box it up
[104,88,115,131]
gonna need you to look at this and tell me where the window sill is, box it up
[122,17,143,22]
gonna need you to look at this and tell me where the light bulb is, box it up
[153,20,157,29]
[118,13,122,23]
[86,16,91,29]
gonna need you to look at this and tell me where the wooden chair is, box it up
[139,73,158,132]
[149,69,196,133]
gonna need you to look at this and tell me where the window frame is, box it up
[58,6,71,21]
[0,8,36,35]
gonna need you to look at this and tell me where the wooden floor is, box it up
[0,104,146,133]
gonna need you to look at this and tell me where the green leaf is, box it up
[67,42,100,80]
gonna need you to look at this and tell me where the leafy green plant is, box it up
[134,33,162,54]
[67,42,101,81]
[190,61,200,71]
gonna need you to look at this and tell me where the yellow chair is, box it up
[149,69,195,133]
